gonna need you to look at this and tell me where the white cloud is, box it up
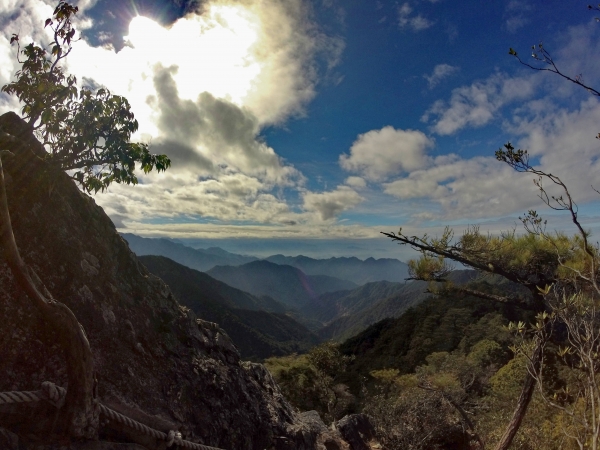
[383,156,536,220]
[550,23,600,96]
[398,3,434,32]
[510,97,600,204]
[422,72,535,135]
[383,96,600,222]
[424,64,459,89]
[340,126,434,181]
[505,16,528,33]
[302,186,364,221]
[98,170,295,226]
[378,23,600,223]
[150,64,301,185]
[344,176,367,189]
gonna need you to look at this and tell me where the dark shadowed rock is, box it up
[336,414,375,450]
[0,111,349,449]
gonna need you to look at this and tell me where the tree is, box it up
[383,8,600,449]
[1,1,170,193]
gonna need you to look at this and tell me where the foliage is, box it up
[1,1,170,192]
[362,381,471,450]
[355,315,573,449]
[264,342,355,423]
[507,290,600,449]
[497,34,600,447]
[379,9,600,445]
[340,287,522,391]
[363,340,511,450]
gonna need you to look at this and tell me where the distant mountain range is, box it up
[122,233,410,284]
[207,260,358,309]
[124,233,450,346]
[265,254,409,284]
[122,233,258,271]
[139,255,319,360]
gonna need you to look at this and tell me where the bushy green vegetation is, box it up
[265,283,594,449]
[339,282,528,387]
[264,342,355,423]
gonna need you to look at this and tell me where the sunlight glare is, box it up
[125,4,261,104]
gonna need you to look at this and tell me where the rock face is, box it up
[0,112,349,450]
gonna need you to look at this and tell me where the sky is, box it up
[1,0,599,260]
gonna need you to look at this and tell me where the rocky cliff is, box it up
[0,112,352,450]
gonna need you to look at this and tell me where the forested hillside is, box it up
[139,255,320,360]
[207,260,357,308]
[265,283,552,449]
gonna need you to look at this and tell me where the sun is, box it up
[125,4,262,105]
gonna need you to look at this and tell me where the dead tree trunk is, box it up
[493,338,543,450]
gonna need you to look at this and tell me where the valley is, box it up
[123,233,429,351]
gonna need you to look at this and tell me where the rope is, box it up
[0,390,41,404]
[0,383,225,450]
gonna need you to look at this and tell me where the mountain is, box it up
[0,111,351,449]
[339,282,533,390]
[265,254,410,284]
[139,255,320,360]
[310,270,479,341]
[300,280,412,325]
[316,281,432,341]
[207,260,358,309]
[122,233,257,271]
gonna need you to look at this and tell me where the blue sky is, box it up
[1,0,599,260]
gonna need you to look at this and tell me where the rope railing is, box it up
[0,382,224,450]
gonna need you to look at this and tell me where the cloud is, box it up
[302,186,364,221]
[504,0,532,33]
[424,64,459,89]
[421,72,535,135]
[383,156,535,220]
[151,64,301,185]
[550,23,600,96]
[505,16,528,34]
[339,126,434,181]
[149,139,214,173]
[0,0,355,231]
[98,170,295,225]
[398,3,434,32]
[510,97,600,203]
[344,176,367,189]
[378,23,600,223]
[383,96,600,222]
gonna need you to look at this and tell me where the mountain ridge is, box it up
[139,255,320,360]
[122,233,258,271]
[207,260,358,309]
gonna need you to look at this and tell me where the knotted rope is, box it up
[0,382,224,450]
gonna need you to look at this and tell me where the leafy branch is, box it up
[1,1,170,193]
